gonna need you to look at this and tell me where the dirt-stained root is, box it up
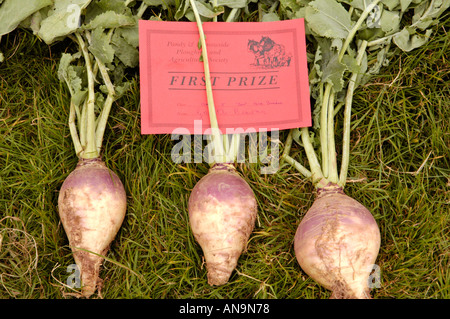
[73,250,105,298]
[330,281,371,299]
[205,251,240,286]
[294,183,380,299]
[58,158,126,298]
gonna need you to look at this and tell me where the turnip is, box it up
[282,1,449,298]
[187,0,257,286]
[284,127,381,298]
[293,183,380,299]
[58,158,126,298]
[0,0,146,298]
[188,163,257,285]
[281,1,384,299]
[27,0,143,297]
[56,30,130,297]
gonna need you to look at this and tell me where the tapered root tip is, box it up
[207,266,233,286]
[74,251,104,298]
[80,270,100,298]
[82,284,97,298]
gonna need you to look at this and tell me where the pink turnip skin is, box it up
[294,183,380,299]
[58,158,126,298]
[188,163,257,286]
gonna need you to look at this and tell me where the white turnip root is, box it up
[282,14,384,297]
[188,163,257,286]
[58,158,126,298]
[294,183,380,299]
[55,30,131,297]
[186,0,258,286]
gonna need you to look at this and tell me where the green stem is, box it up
[226,8,239,22]
[313,0,379,183]
[212,0,218,22]
[190,0,226,164]
[75,32,98,159]
[68,100,83,156]
[333,101,344,116]
[286,0,380,188]
[327,91,338,183]
[280,129,294,166]
[282,154,312,178]
[224,133,241,163]
[74,102,82,132]
[320,84,332,177]
[79,99,87,148]
[338,40,368,187]
[222,6,244,162]
[223,6,242,162]
[300,127,327,187]
[94,57,115,155]
[137,2,149,19]
[338,0,381,62]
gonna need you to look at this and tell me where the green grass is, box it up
[0,16,449,299]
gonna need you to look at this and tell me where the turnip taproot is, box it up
[56,30,129,298]
[58,158,126,297]
[293,183,380,299]
[189,163,257,285]
[187,0,257,285]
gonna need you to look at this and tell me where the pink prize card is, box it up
[139,19,311,134]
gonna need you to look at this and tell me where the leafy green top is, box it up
[279,0,449,188]
[0,0,448,165]
[0,0,145,159]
